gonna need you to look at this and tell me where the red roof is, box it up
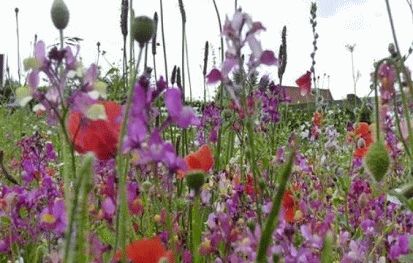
[283,86,333,104]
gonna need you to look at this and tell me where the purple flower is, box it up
[165,88,199,128]
[39,199,67,234]
[388,234,410,261]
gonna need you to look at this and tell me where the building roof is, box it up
[283,86,333,104]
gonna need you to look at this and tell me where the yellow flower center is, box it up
[41,213,56,224]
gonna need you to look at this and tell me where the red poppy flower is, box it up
[296,71,312,96]
[282,190,298,223]
[313,111,322,127]
[67,101,122,160]
[352,122,373,158]
[117,236,174,263]
[178,144,214,179]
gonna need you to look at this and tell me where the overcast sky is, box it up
[1,0,413,100]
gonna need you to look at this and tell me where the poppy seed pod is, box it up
[132,16,155,47]
[364,140,390,182]
[51,0,69,30]
[186,171,205,194]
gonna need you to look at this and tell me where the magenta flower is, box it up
[39,199,67,234]
[165,88,199,128]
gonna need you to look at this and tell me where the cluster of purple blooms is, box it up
[0,133,64,253]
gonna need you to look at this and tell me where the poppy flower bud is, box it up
[132,16,155,47]
[186,171,205,194]
[141,180,152,192]
[51,0,69,30]
[364,140,390,182]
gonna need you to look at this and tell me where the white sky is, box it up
[1,0,413,100]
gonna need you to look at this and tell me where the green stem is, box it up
[159,0,169,84]
[114,46,143,261]
[191,197,202,263]
[256,145,295,262]
[246,118,263,227]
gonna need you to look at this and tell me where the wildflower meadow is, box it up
[1,0,413,262]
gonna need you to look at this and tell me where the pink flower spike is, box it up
[260,50,278,66]
[206,69,222,84]
[296,71,312,96]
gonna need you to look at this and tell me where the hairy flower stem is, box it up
[191,196,202,263]
[372,64,382,142]
[74,156,93,263]
[257,145,295,262]
[212,0,224,171]
[246,118,263,226]
[392,96,412,159]
[185,35,192,102]
[159,0,169,84]
[59,30,64,50]
[15,8,21,85]
[114,44,143,262]
[178,0,186,99]
[384,0,401,56]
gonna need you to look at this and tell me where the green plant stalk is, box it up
[59,29,64,50]
[256,146,295,262]
[159,0,169,84]
[392,95,412,159]
[113,45,143,262]
[212,0,224,63]
[372,66,381,142]
[185,34,192,102]
[191,196,202,263]
[74,156,93,263]
[395,68,413,156]
[246,118,263,226]
[180,18,186,100]
[211,0,225,171]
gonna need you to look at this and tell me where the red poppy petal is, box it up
[193,144,214,172]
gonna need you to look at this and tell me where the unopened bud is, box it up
[132,16,155,47]
[364,140,390,182]
[51,0,70,30]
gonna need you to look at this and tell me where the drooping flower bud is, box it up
[131,16,155,47]
[186,171,205,194]
[51,0,70,30]
[364,140,390,182]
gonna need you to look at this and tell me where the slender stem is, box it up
[160,0,169,84]
[15,8,21,85]
[384,0,401,55]
[212,0,224,63]
[185,34,192,102]
[257,145,295,262]
[59,30,64,50]
[246,118,263,226]
[114,47,143,261]
[144,43,148,70]
[181,24,186,100]
[212,0,225,171]
[373,66,381,142]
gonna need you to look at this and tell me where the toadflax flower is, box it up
[67,100,122,160]
[39,199,67,234]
